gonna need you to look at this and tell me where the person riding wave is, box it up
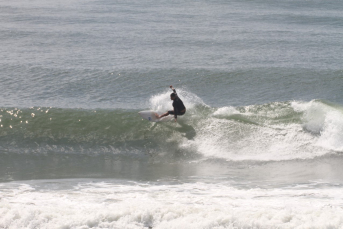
[157,85,186,122]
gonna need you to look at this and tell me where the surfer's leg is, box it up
[157,110,173,119]
[157,112,169,119]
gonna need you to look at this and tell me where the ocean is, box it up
[1,0,343,228]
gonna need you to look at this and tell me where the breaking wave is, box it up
[1,91,342,162]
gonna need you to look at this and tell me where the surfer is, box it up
[157,85,186,122]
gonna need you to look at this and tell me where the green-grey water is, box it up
[1,0,343,228]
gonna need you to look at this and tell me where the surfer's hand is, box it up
[170,85,173,89]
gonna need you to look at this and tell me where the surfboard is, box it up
[138,110,159,122]
[138,110,172,122]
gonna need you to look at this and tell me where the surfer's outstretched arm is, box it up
[170,85,176,94]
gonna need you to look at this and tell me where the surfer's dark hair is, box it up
[170,93,176,98]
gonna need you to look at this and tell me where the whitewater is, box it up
[1,0,343,228]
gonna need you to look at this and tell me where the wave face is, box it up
[1,91,342,163]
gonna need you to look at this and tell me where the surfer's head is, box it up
[170,93,177,100]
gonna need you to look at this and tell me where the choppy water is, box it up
[1,0,343,228]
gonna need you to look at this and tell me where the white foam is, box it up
[212,106,240,117]
[182,100,343,162]
[292,100,327,134]
[146,98,342,161]
[188,117,322,161]
[1,180,343,228]
[317,110,343,151]
[292,100,343,152]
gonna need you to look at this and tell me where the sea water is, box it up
[1,0,343,228]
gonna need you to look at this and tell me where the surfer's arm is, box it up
[170,85,176,94]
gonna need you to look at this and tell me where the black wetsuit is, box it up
[168,89,186,119]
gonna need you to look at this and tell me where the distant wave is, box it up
[0,96,342,162]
